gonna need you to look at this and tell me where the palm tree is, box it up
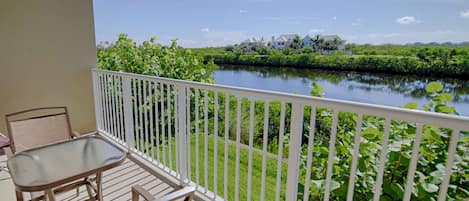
[312,35,325,51]
[290,35,304,50]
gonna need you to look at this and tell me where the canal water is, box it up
[214,65,469,116]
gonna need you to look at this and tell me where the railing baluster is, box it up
[438,129,460,201]
[204,90,209,191]
[235,97,242,201]
[247,99,255,201]
[167,84,172,169]
[186,88,191,182]
[149,81,155,161]
[173,85,177,173]
[213,92,219,198]
[403,124,424,201]
[117,76,125,142]
[161,83,166,166]
[285,103,304,200]
[112,76,120,141]
[303,106,317,201]
[346,113,364,201]
[138,79,144,153]
[373,118,391,201]
[143,80,149,155]
[132,78,139,150]
[101,74,108,133]
[109,75,116,137]
[324,110,339,201]
[260,101,270,201]
[104,75,112,135]
[195,89,200,189]
[155,82,160,162]
[275,102,286,201]
[223,93,230,201]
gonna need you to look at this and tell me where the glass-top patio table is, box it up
[7,135,127,201]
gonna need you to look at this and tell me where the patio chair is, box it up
[131,185,195,201]
[4,107,80,154]
[4,107,92,200]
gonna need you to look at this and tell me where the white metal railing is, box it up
[92,69,469,201]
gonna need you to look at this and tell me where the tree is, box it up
[289,35,304,50]
[97,34,216,83]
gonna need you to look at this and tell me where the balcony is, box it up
[1,69,469,201]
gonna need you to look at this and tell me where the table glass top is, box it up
[8,136,125,188]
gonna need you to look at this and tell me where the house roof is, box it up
[242,37,265,43]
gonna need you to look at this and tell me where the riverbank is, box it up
[204,53,469,78]
[189,45,469,79]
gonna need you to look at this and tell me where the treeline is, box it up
[203,52,469,78]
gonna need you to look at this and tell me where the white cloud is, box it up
[239,9,248,13]
[200,28,210,32]
[396,16,418,24]
[461,10,469,18]
[309,29,325,33]
[351,23,361,26]
[332,16,337,20]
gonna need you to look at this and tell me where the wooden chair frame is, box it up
[131,185,195,201]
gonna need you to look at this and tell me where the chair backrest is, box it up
[5,107,73,153]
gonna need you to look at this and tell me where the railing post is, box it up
[122,76,135,149]
[91,70,102,131]
[177,84,188,182]
[285,103,304,200]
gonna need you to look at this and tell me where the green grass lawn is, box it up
[139,134,288,201]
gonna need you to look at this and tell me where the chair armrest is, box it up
[71,131,81,138]
[132,185,195,201]
[132,185,155,201]
[158,186,195,201]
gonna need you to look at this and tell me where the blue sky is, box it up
[93,0,469,47]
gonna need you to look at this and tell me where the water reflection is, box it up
[215,65,469,115]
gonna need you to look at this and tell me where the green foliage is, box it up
[97,34,216,82]
[310,82,324,97]
[296,81,469,200]
[194,44,469,78]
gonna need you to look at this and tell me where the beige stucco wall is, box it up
[0,0,97,134]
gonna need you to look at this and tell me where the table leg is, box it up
[15,190,23,201]
[45,189,56,201]
[96,172,103,201]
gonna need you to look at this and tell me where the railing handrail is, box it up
[92,68,469,131]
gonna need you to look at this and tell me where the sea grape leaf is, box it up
[426,82,443,93]
[404,102,418,109]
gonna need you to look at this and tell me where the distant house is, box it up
[318,35,345,51]
[271,34,296,50]
[303,34,316,47]
[240,37,266,48]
